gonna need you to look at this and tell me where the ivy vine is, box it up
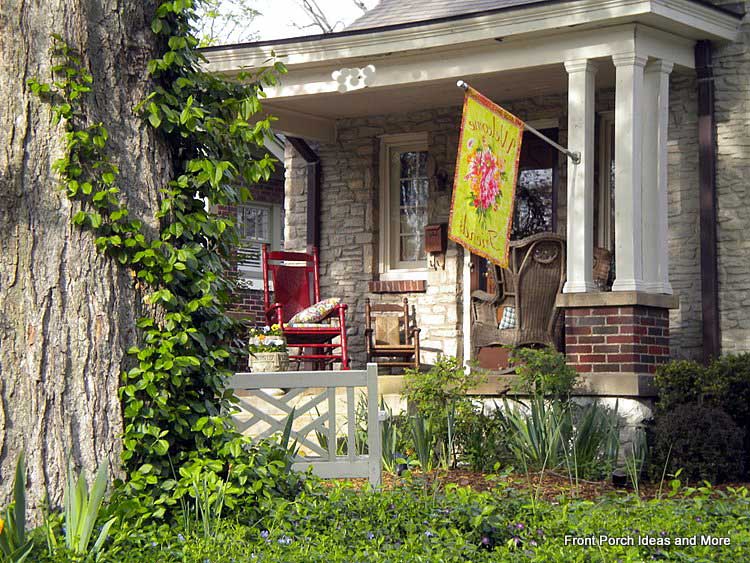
[28,1,297,519]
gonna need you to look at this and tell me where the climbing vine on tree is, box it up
[28,1,298,519]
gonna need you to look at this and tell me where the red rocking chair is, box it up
[262,245,350,370]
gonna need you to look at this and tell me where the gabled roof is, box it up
[347,0,546,31]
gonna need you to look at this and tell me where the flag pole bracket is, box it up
[456,80,581,165]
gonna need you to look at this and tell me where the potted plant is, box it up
[248,324,289,372]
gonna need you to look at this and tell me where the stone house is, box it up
[206,0,749,406]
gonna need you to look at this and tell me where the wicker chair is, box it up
[471,233,566,354]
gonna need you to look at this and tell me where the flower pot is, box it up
[249,351,290,372]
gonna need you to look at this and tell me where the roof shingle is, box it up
[346,0,548,31]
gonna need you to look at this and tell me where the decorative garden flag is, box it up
[448,86,524,267]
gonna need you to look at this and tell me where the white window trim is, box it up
[237,202,282,289]
[378,132,429,280]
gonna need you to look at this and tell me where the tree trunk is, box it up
[0,0,169,517]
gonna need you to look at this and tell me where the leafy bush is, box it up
[653,354,750,476]
[402,356,486,468]
[653,359,708,413]
[510,346,579,400]
[707,353,750,437]
[454,402,511,472]
[651,403,745,483]
[402,356,485,420]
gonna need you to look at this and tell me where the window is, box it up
[236,203,282,285]
[511,128,559,240]
[379,133,429,278]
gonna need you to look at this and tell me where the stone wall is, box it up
[711,0,750,354]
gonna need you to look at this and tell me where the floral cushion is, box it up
[288,298,341,326]
[498,306,516,329]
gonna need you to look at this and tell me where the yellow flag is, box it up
[448,87,524,268]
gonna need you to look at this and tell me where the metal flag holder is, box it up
[456,80,581,165]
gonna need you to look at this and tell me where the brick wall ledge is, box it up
[556,291,679,309]
[376,373,656,398]
[368,280,427,293]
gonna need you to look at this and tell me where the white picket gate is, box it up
[229,363,382,486]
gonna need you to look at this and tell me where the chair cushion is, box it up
[498,306,516,329]
[288,298,341,326]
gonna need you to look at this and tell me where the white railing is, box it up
[229,363,381,486]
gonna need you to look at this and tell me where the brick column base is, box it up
[564,305,670,375]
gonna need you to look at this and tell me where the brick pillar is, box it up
[565,305,670,375]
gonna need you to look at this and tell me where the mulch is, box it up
[334,469,750,501]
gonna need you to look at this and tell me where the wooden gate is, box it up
[229,364,381,486]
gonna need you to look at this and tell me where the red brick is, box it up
[574,364,593,373]
[594,307,621,315]
[576,317,606,326]
[566,308,591,317]
[648,345,667,355]
[593,345,620,353]
[593,326,619,335]
[578,335,606,344]
[567,326,592,335]
[607,335,639,344]
[566,345,593,354]
[580,354,606,363]
[565,336,578,345]
[606,315,635,325]
[620,344,648,353]
[608,353,639,363]
[566,354,578,363]
[593,364,621,372]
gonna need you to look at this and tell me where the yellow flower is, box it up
[0,517,4,535]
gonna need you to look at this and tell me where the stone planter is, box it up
[249,351,290,372]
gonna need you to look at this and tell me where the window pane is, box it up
[238,205,271,242]
[400,235,424,263]
[393,149,429,264]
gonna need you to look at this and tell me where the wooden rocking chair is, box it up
[262,245,350,370]
[365,297,420,372]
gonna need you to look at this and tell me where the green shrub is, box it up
[653,359,708,413]
[454,402,511,472]
[402,356,486,468]
[651,403,745,483]
[653,354,750,476]
[510,346,579,400]
[707,353,750,435]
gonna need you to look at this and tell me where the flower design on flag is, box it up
[464,138,506,219]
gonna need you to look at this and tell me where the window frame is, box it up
[236,202,282,283]
[378,132,430,280]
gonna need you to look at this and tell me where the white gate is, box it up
[229,363,381,486]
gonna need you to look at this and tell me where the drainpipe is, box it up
[695,40,721,364]
[286,137,321,253]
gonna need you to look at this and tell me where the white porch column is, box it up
[563,59,597,293]
[612,53,648,292]
[642,59,674,294]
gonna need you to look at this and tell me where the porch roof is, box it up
[202,0,740,143]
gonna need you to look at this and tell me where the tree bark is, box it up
[0,0,169,517]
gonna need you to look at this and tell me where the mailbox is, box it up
[424,223,448,254]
